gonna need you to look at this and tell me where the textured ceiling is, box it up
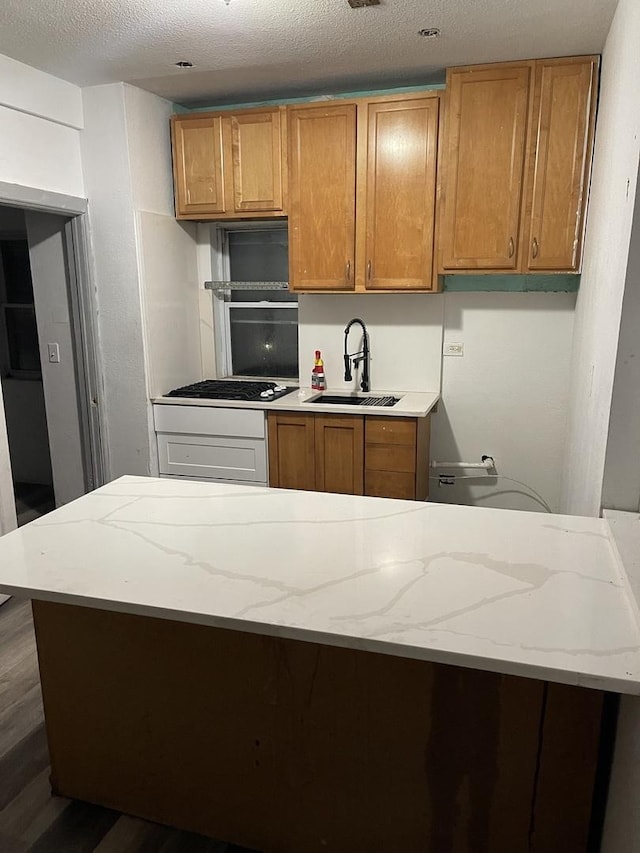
[0,0,617,106]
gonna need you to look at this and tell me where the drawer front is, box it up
[366,443,416,474]
[365,417,416,446]
[365,470,416,500]
[153,405,265,439]
[158,434,267,482]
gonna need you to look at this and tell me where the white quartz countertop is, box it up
[1,476,639,694]
[152,388,439,418]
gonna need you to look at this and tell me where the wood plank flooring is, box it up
[0,598,260,852]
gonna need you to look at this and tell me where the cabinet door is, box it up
[230,109,285,214]
[440,64,532,271]
[364,96,439,290]
[523,58,598,272]
[288,104,357,291]
[314,415,364,495]
[172,116,226,217]
[267,413,315,490]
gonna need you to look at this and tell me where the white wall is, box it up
[561,0,640,516]
[124,85,202,401]
[81,83,150,479]
[0,54,84,198]
[0,53,82,130]
[26,212,87,505]
[297,291,574,514]
[81,83,200,480]
[432,293,575,514]
[0,53,84,536]
[0,391,16,535]
[138,212,201,397]
[298,294,444,393]
[602,159,640,512]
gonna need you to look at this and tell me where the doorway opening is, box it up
[0,217,55,525]
[0,201,103,531]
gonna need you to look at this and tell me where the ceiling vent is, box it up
[347,0,380,8]
[418,28,440,39]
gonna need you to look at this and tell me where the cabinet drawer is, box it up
[365,470,416,500]
[366,443,416,474]
[158,433,267,482]
[154,405,265,439]
[365,417,416,446]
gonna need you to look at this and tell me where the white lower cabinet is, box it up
[154,405,267,485]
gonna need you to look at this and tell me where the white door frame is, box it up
[0,182,106,534]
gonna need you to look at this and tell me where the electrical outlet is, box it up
[443,342,464,357]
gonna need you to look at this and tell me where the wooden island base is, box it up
[32,600,607,853]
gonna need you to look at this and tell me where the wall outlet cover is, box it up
[443,342,464,357]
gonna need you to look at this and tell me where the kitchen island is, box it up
[1,476,638,852]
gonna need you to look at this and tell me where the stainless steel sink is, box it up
[310,394,400,407]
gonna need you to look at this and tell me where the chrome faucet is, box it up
[343,318,370,392]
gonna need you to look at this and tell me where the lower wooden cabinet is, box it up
[266,412,316,491]
[268,412,430,500]
[364,415,430,500]
[314,414,364,495]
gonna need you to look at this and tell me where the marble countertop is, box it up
[1,476,639,694]
[152,389,440,418]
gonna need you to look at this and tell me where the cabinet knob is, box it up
[532,237,539,259]
[508,237,515,259]
[367,260,372,280]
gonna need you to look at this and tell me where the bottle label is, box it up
[312,372,326,391]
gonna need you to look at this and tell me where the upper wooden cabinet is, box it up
[288,104,358,291]
[171,107,287,220]
[172,115,227,217]
[439,56,598,274]
[523,58,598,271]
[364,97,440,290]
[288,93,441,293]
[440,64,531,271]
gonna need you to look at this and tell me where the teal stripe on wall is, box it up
[443,275,580,292]
[184,82,446,114]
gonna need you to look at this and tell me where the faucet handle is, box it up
[344,354,352,382]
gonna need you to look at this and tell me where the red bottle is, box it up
[311,350,326,391]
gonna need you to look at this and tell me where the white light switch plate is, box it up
[443,342,464,357]
[47,343,60,364]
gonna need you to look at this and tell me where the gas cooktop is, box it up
[165,380,297,402]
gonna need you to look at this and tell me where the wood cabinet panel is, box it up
[440,65,532,271]
[230,109,285,214]
[288,104,357,291]
[269,412,429,500]
[366,443,416,474]
[365,416,416,446]
[172,116,226,216]
[172,108,287,220]
[267,413,315,490]
[529,684,605,852]
[365,470,415,500]
[364,97,439,290]
[523,58,597,271]
[314,414,364,495]
[34,600,605,853]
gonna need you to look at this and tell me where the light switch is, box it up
[47,343,60,364]
[443,342,464,357]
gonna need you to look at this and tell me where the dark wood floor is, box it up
[0,598,259,852]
